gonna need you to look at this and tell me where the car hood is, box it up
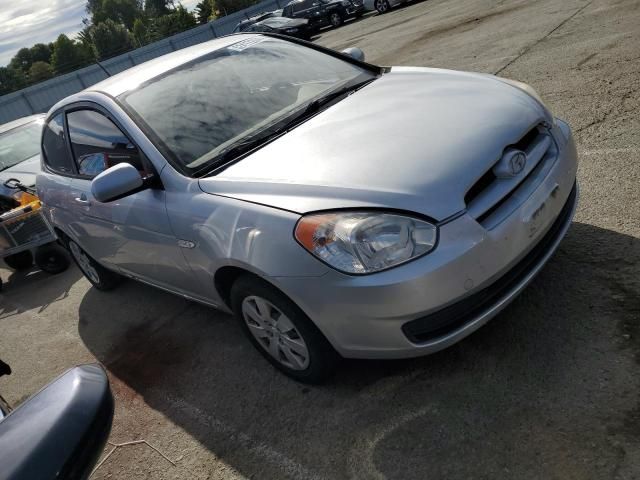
[199,67,551,221]
[0,155,40,197]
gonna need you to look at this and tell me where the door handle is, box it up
[74,194,91,206]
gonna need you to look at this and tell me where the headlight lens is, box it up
[295,211,437,274]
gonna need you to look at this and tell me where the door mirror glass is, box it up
[91,163,144,203]
[341,47,365,62]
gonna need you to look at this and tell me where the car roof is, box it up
[0,114,45,135]
[86,35,256,98]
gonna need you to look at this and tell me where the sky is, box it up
[0,0,200,67]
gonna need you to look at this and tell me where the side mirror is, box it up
[91,163,144,203]
[0,364,113,480]
[341,47,365,62]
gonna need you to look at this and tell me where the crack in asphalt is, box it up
[494,0,595,75]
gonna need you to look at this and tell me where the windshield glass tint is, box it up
[120,37,374,174]
[0,121,42,171]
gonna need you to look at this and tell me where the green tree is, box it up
[51,34,93,74]
[194,0,213,24]
[88,0,142,30]
[132,18,150,46]
[28,61,54,83]
[144,0,172,16]
[30,44,52,64]
[152,5,196,37]
[212,0,257,16]
[0,67,26,94]
[9,48,33,73]
[91,19,134,59]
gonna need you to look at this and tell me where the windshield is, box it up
[119,37,376,175]
[0,121,42,171]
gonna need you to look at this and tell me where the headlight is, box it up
[285,28,299,33]
[295,211,437,274]
[499,78,546,106]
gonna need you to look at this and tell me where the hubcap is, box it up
[69,242,100,284]
[331,13,340,25]
[241,296,310,370]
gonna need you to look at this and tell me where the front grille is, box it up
[402,182,577,344]
[465,124,557,229]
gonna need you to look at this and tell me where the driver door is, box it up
[64,107,202,296]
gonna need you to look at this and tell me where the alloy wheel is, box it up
[69,242,100,284]
[330,12,341,26]
[375,0,389,13]
[241,295,310,370]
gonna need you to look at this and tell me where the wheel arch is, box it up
[214,265,266,311]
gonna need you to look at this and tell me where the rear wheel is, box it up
[231,275,340,383]
[34,244,70,274]
[375,0,390,13]
[329,11,343,27]
[68,240,122,291]
[3,250,33,271]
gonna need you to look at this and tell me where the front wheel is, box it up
[375,0,390,14]
[329,11,343,27]
[231,275,340,383]
[68,240,122,291]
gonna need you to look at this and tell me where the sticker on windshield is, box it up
[228,37,267,52]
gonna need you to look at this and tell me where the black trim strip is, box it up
[402,182,577,344]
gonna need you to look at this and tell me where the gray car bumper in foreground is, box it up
[275,121,579,359]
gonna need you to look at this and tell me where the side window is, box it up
[67,109,146,178]
[42,114,74,174]
[293,1,309,13]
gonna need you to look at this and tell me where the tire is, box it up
[68,240,122,291]
[329,11,343,27]
[34,244,70,274]
[3,250,33,271]
[375,0,390,14]
[231,275,340,383]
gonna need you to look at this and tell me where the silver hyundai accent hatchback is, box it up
[37,34,578,382]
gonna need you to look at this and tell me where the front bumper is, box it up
[274,120,579,359]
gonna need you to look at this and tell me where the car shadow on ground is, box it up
[77,222,640,479]
[0,262,82,316]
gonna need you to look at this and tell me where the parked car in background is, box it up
[242,17,313,40]
[233,10,281,33]
[37,34,578,383]
[363,0,408,14]
[0,114,45,199]
[0,362,113,479]
[0,114,69,280]
[282,0,365,29]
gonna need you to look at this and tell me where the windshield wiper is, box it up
[300,78,374,118]
[200,77,376,175]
